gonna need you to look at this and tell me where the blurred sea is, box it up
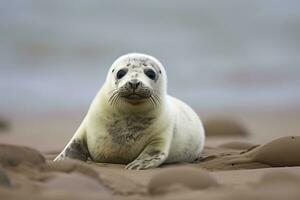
[1,1,300,116]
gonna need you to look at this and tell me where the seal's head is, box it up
[105,53,167,108]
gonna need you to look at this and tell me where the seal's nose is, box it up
[128,79,141,90]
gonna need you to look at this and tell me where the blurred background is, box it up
[0,1,299,149]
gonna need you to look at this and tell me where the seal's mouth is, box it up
[123,92,151,100]
[120,91,153,106]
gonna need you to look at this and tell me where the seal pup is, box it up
[54,53,205,170]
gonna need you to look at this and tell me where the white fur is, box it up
[55,53,205,169]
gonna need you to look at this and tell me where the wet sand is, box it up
[1,111,300,200]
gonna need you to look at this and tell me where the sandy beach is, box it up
[1,110,300,200]
[1,1,300,199]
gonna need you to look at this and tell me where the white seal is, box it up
[54,53,205,170]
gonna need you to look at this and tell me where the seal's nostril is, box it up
[129,82,133,88]
[128,79,140,89]
[136,81,140,88]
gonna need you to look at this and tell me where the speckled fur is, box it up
[107,115,155,145]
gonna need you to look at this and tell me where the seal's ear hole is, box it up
[143,63,147,66]
[116,68,128,79]
[112,69,115,73]
[159,70,162,74]
[144,68,156,80]
[126,63,131,67]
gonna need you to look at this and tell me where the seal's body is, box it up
[54,53,205,170]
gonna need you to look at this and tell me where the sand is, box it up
[204,118,249,137]
[148,167,219,195]
[1,111,300,199]
[0,117,9,133]
[0,144,45,167]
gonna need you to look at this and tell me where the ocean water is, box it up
[0,0,300,115]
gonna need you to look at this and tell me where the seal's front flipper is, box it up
[125,137,171,170]
[54,120,89,162]
[54,139,90,162]
[125,151,167,170]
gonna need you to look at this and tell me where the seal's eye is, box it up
[144,69,156,80]
[116,68,128,79]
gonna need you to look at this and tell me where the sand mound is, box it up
[199,136,300,170]
[196,144,268,170]
[0,166,11,187]
[148,166,219,195]
[203,118,249,137]
[42,172,108,193]
[0,118,9,132]
[218,141,258,150]
[43,160,100,181]
[0,144,45,167]
[245,136,300,167]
